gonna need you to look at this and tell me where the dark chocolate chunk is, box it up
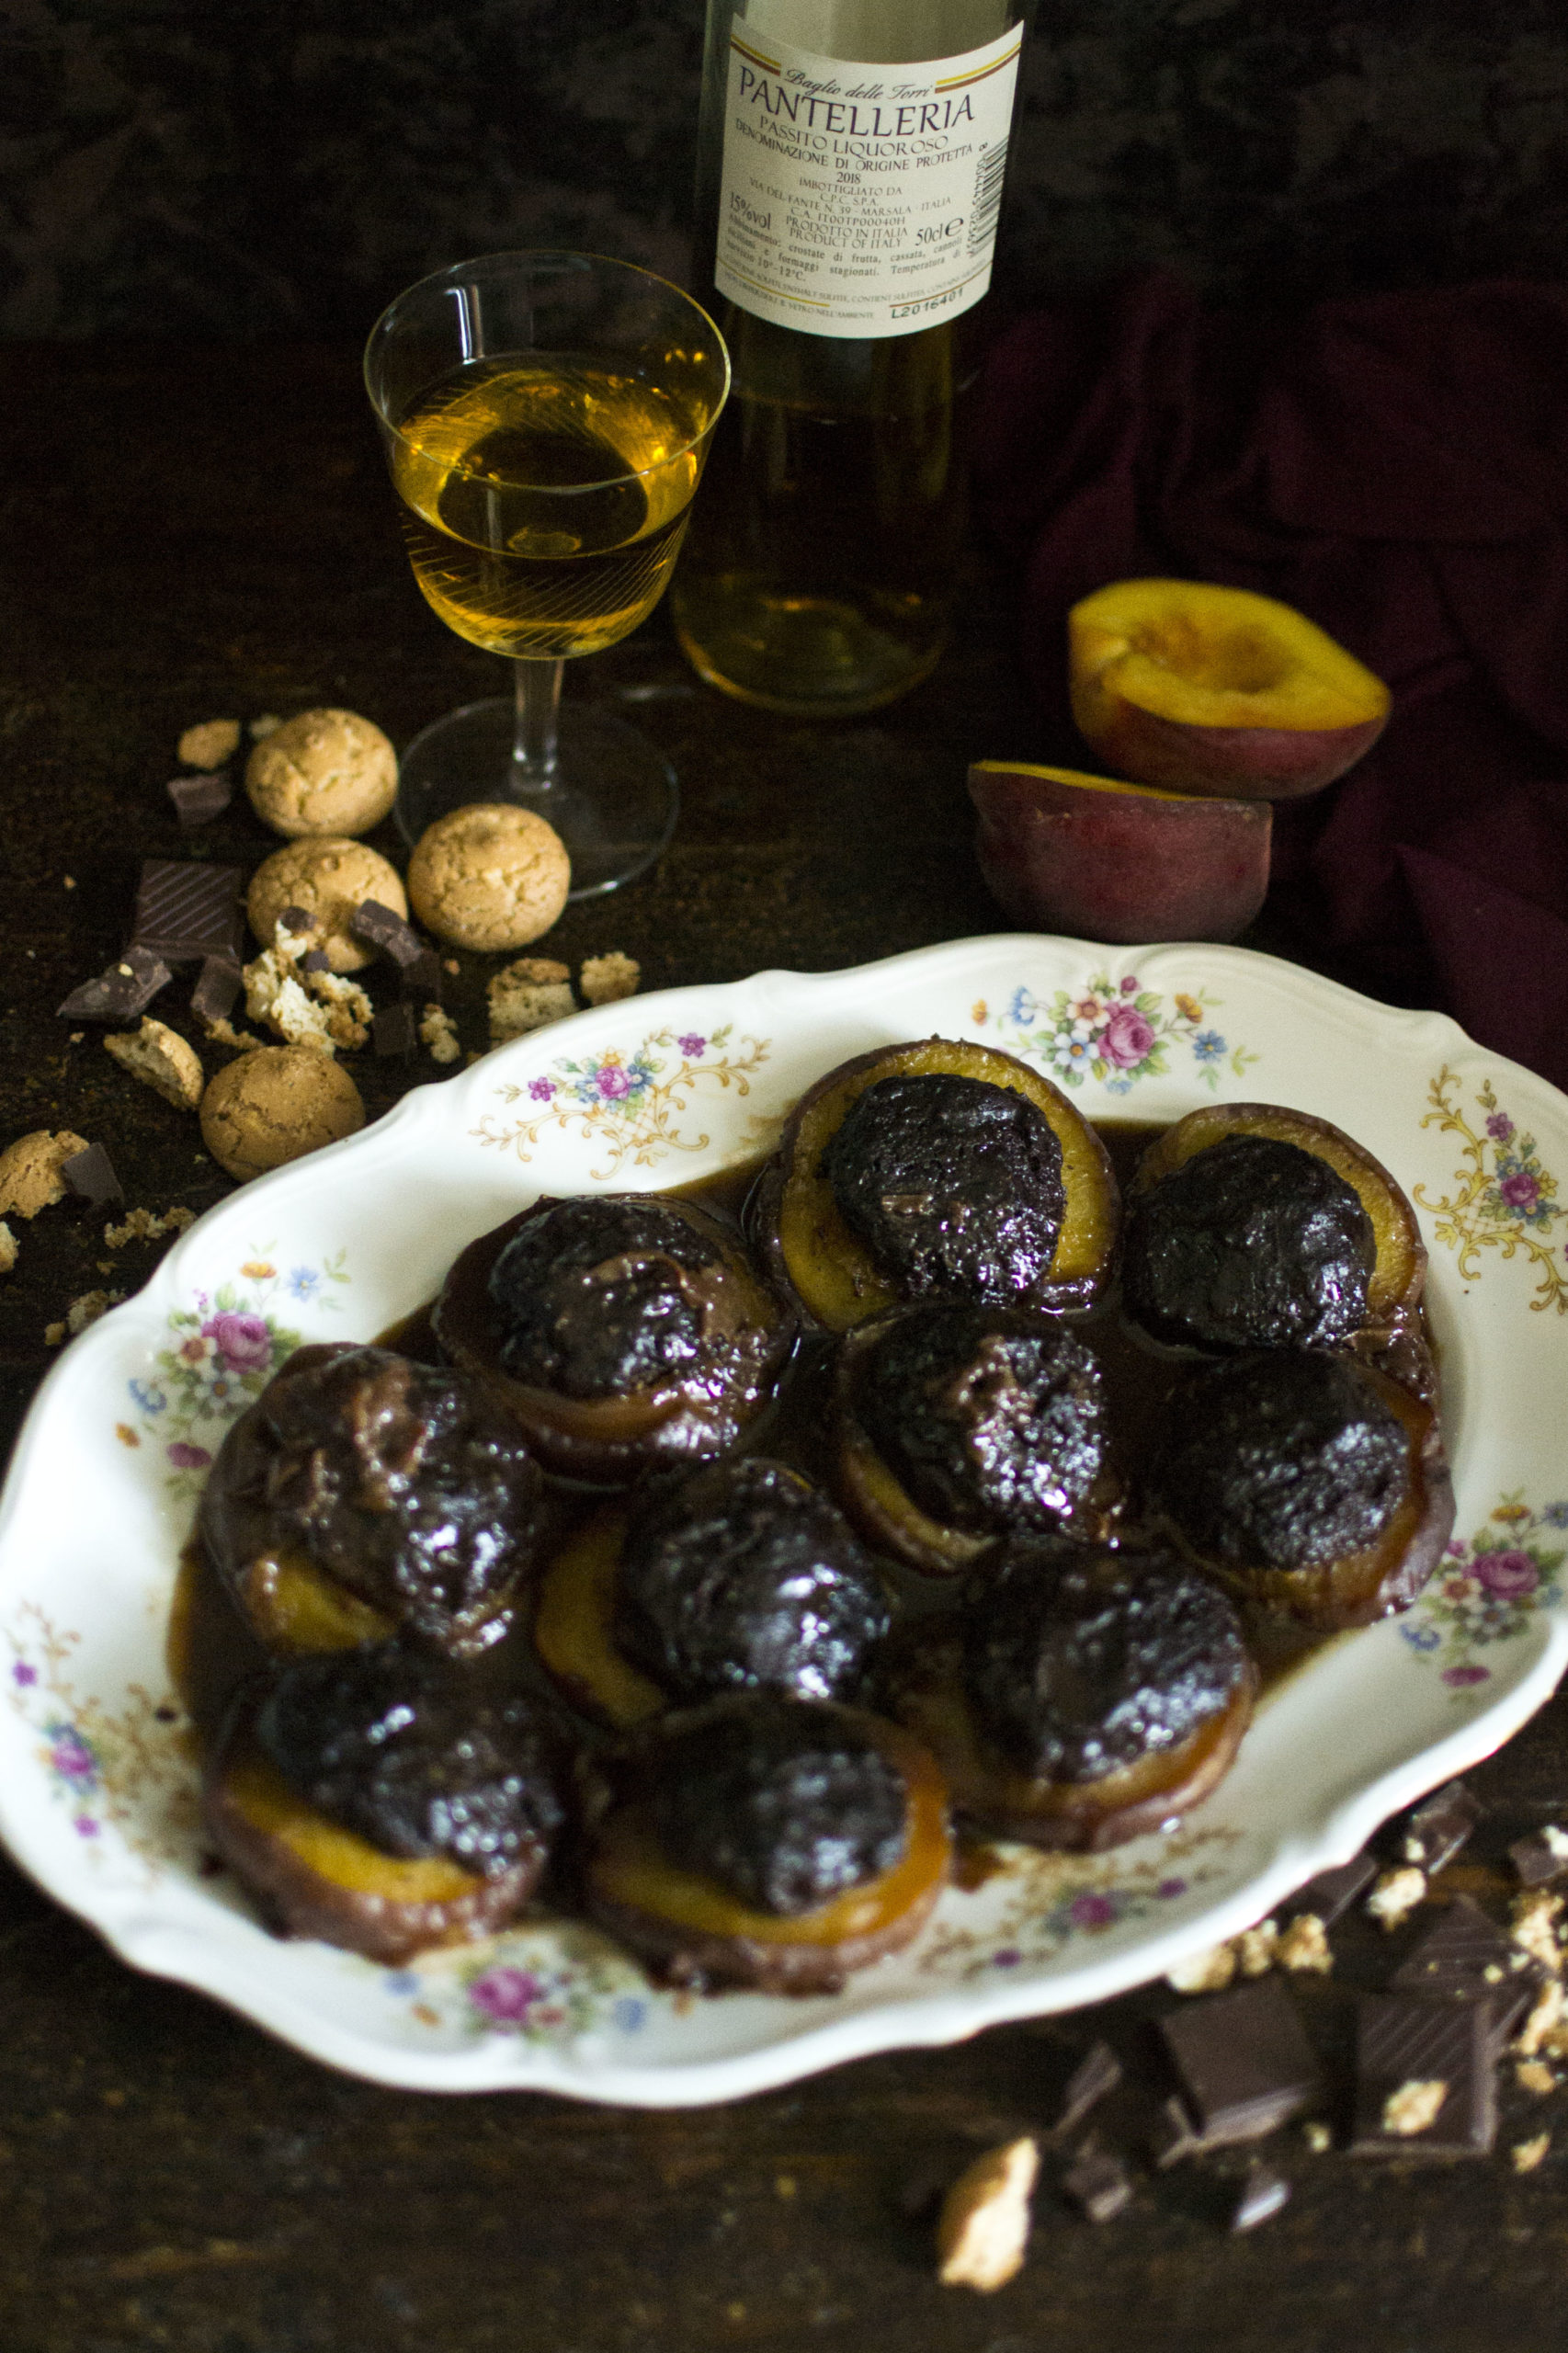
[1062,2141,1131,2222]
[374,1003,418,1059]
[1510,1826,1568,1888]
[61,1142,123,1207]
[190,956,242,1026]
[1279,1852,1378,1927]
[1400,1779,1483,1873]
[132,858,245,961]
[1350,1994,1497,2157]
[1149,2094,1201,2169]
[301,949,332,974]
[1230,2163,1291,2232]
[402,947,444,1003]
[1390,1896,1545,2045]
[57,945,173,1022]
[166,770,233,826]
[350,899,426,966]
[1159,1981,1323,2147]
[1048,2040,1123,2144]
[278,905,317,937]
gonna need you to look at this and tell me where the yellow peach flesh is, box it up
[1072,580,1390,733]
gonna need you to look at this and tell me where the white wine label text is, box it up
[714,20,1024,340]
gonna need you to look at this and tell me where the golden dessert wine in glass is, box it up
[364,251,730,894]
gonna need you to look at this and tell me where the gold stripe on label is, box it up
[935,41,1022,92]
[730,36,782,72]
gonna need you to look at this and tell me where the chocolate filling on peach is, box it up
[751,1038,1119,1331]
[1126,1103,1432,1398]
[533,1460,891,1728]
[435,1194,795,1483]
[835,1304,1116,1574]
[580,1697,951,1994]
[199,1343,544,1659]
[203,1645,569,1964]
[1150,1350,1453,1627]
[885,1541,1255,1851]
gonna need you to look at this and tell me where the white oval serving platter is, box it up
[2,933,1566,2105]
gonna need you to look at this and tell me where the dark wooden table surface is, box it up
[2,338,1565,2353]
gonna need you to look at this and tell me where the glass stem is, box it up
[511,656,563,787]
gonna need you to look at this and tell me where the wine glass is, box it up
[364,251,730,895]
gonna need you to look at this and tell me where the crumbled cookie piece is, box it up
[0,1130,92,1220]
[1165,1943,1238,1995]
[489,956,575,1043]
[103,1205,197,1250]
[50,1289,119,1343]
[580,951,641,1006]
[250,712,281,740]
[1511,1890,1565,1975]
[245,708,397,838]
[104,1018,204,1111]
[1277,1914,1334,1974]
[203,1015,263,1052]
[419,1005,461,1065]
[1512,2132,1551,2173]
[243,955,335,1053]
[1234,1920,1279,1978]
[407,803,570,952]
[1513,1977,1565,2058]
[936,2137,1038,2292]
[1367,1867,1426,1931]
[0,1220,16,1275]
[1301,2120,1333,2154]
[43,1322,64,1346]
[199,1046,365,1182]
[247,838,407,972]
[178,719,241,770]
[1516,2058,1556,2095]
[1381,2079,1448,2137]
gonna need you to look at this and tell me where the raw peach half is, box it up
[969,759,1270,944]
[1069,579,1391,800]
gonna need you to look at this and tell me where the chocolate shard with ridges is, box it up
[1149,2094,1201,2169]
[1048,2040,1123,2143]
[1279,1852,1377,1927]
[1400,1780,1483,1874]
[132,859,245,962]
[1350,1994,1497,2157]
[1158,1980,1323,2147]
[1062,2140,1132,2222]
[57,945,174,1022]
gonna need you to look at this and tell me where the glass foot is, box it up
[393,696,678,899]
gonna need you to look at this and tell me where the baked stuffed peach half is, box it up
[1069,579,1390,801]
[882,1540,1255,1852]
[435,1193,795,1484]
[578,1695,951,1995]
[751,1038,1119,1332]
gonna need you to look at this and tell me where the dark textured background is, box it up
[3,0,1565,340]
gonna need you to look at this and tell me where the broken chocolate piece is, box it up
[278,905,317,938]
[350,899,425,965]
[1510,1826,1568,1889]
[1390,1896,1545,2048]
[402,948,444,1003]
[1159,1981,1323,2147]
[1150,2095,1201,2169]
[57,946,174,1024]
[61,1142,123,1208]
[301,949,332,974]
[1401,1780,1483,1874]
[374,1003,418,1059]
[166,771,233,827]
[132,859,245,962]
[190,957,243,1026]
[1230,2163,1290,2232]
[1279,1852,1377,1928]
[1048,2040,1123,2144]
[1062,2141,1131,2222]
[1350,1995,1497,2157]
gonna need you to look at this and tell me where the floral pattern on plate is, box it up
[127,1251,350,1499]
[473,1023,775,1179]
[917,1826,1240,1982]
[383,1926,650,2043]
[1416,1070,1568,1313]
[982,971,1258,1096]
[3,1602,199,1870]
[1401,1495,1568,1689]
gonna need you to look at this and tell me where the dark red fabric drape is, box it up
[972,274,1568,1090]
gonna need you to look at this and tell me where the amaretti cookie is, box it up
[199,1046,365,1181]
[244,709,398,838]
[407,804,570,952]
[246,839,407,973]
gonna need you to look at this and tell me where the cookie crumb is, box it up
[936,2137,1038,2291]
[178,719,241,770]
[61,1289,119,1338]
[0,1220,16,1274]
[69,1032,84,1044]
[1278,1913,1334,1974]
[443,958,460,976]
[43,1321,65,1346]
[1301,2120,1333,2154]
[1367,1867,1426,1930]
[104,1017,204,1110]
[62,874,75,890]
[1514,1979,1566,2058]
[250,712,281,740]
[1512,1890,1564,1975]
[1234,1919,1279,1978]
[580,951,641,1006]
[1381,2079,1447,2137]
[420,1006,461,1064]
[489,957,575,1044]
[1512,2132,1551,2173]
[202,1015,263,1052]
[1165,1943,1237,1995]
[103,1205,197,1250]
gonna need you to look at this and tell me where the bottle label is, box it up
[714,20,1024,339]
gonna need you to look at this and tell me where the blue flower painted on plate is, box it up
[987,972,1257,1095]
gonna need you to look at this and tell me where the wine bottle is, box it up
[675,0,1035,717]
